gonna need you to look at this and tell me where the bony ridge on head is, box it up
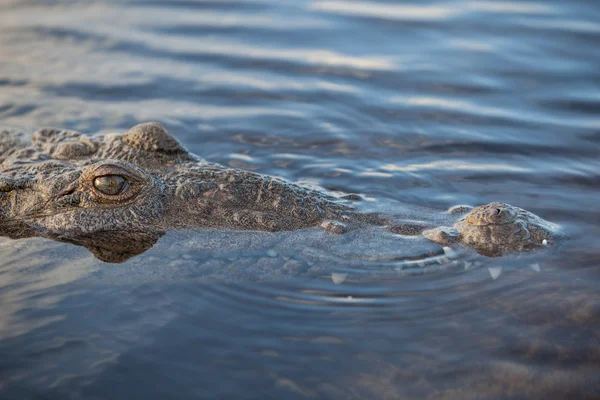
[121,122,188,154]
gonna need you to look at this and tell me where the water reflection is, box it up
[310,1,460,21]
[1,265,595,399]
[310,0,554,21]
[467,1,553,14]
[381,160,529,173]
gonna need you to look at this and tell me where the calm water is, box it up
[1,0,599,398]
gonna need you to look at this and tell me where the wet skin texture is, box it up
[0,123,562,262]
[423,203,563,257]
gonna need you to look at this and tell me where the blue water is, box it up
[0,0,599,399]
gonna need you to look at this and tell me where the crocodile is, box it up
[0,122,562,262]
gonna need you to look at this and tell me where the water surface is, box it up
[0,0,599,399]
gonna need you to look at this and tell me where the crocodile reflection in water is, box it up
[0,123,562,262]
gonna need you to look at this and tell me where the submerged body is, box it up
[0,123,563,262]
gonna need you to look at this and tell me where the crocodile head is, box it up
[0,159,167,262]
[422,202,562,257]
[0,122,345,262]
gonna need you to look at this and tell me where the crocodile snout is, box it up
[0,168,83,221]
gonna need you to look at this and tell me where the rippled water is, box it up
[1,0,599,399]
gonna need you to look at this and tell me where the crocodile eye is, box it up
[93,175,127,195]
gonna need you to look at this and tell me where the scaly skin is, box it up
[0,122,355,233]
[0,122,562,262]
[0,122,360,261]
[422,202,563,257]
